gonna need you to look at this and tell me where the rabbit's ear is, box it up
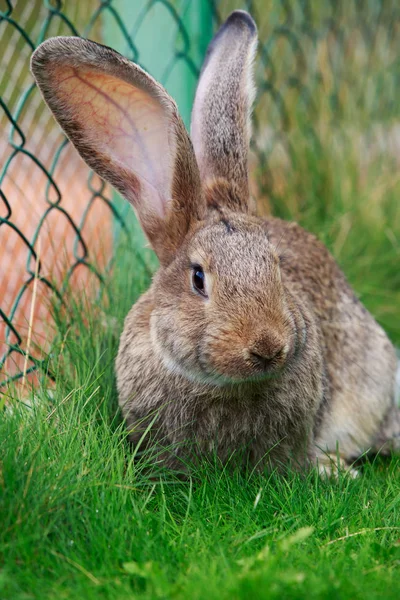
[31,37,204,265]
[191,11,257,212]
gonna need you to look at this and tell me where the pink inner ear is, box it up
[52,65,174,217]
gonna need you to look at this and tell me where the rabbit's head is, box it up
[31,11,304,385]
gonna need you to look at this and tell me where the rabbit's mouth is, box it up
[187,360,286,387]
[190,345,292,386]
[154,338,288,387]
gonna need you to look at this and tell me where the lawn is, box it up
[1,215,399,599]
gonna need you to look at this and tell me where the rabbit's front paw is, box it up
[316,453,359,479]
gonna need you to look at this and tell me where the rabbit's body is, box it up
[31,10,399,474]
[116,211,397,470]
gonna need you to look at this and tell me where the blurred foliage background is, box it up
[1,0,399,389]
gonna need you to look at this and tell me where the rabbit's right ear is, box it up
[191,11,257,213]
[31,37,204,265]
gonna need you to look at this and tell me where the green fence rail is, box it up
[1,0,400,389]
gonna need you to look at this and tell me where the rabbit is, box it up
[31,10,399,475]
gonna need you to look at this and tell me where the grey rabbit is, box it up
[31,11,399,475]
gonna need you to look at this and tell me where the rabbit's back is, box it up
[265,217,397,460]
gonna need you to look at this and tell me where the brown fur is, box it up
[31,11,399,474]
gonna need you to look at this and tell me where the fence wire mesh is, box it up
[1,0,400,389]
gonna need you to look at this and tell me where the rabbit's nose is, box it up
[248,335,288,370]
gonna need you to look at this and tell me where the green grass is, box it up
[1,227,400,600]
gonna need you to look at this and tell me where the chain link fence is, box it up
[1,0,400,389]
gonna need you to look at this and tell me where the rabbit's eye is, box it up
[191,265,207,298]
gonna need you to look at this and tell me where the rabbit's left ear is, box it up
[31,37,204,265]
[191,11,257,212]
